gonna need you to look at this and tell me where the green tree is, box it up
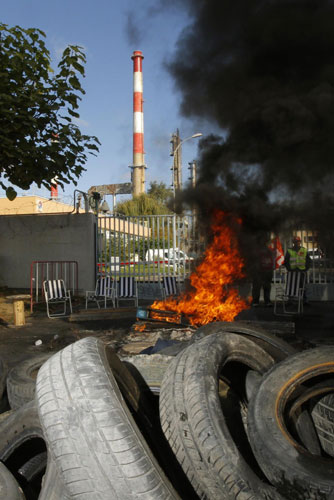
[147,181,173,205]
[115,182,173,216]
[0,24,100,199]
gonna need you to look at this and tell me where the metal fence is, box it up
[273,230,334,284]
[97,216,334,287]
[97,214,203,283]
[30,260,78,311]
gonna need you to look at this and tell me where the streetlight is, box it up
[171,133,202,197]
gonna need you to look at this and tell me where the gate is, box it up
[97,214,202,284]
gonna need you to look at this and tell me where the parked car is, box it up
[307,248,328,268]
[307,248,324,260]
[145,248,192,263]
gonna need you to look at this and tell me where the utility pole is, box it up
[170,129,182,194]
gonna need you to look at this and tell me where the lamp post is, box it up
[171,133,202,197]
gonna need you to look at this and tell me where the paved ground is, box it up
[237,301,334,345]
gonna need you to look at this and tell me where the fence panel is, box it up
[97,214,202,284]
[273,231,334,284]
[97,219,334,298]
[30,260,78,311]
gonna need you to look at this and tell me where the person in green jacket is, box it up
[284,236,312,304]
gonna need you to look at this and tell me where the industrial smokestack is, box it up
[188,160,197,188]
[50,177,58,200]
[130,50,146,196]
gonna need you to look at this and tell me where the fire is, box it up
[152,211,249,326]
[149,310,181,324]
[134,322,147,332]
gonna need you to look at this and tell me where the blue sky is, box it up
[1,0,210,205]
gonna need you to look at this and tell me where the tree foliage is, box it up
[0,24,100,199]
[115,182,173,216]
[147,181,173,205]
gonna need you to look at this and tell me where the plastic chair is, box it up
[274,271,306,315]
[115,277,138,308]
[43,279,72,318]
[160,276,179,301]
[85,276,115,309]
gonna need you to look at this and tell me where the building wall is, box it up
[0,213,96,293]
[0,195,85,215]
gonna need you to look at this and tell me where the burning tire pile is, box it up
[0,324,333,499]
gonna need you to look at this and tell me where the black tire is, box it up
[0,401,47,499]
[159,331,284,500]
[0,462,25,499]
[0,355,7,398]
[36,336,181,499]
[6,354,52,409]
[0,356,8,412]
[190,321,296,360]
[247,347,334,500]
[312,393,334,457]
[18,452,47,482]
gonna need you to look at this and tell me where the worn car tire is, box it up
[0,356,8,412]
[111,351,197,499]
[0,401,47,499]
[0,355,7,396]
[0,462,25,499]
[6,354,52,409]
[159,332,284,500]
[36,337,181,499]
[311,393,334,457]
[38,457,70,500]
[248,347,334,500]
[190,321,296,360]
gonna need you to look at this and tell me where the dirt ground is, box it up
[1,287,334,370]
[0,288,196,369]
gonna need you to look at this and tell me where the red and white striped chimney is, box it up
[50,177,58,199]
[130,50,146,196]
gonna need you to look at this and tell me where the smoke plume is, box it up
[168,0,334,251]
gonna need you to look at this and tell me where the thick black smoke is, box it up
[167,0,334,252]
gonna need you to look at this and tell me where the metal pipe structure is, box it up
[130,50,146,196]
[188,160,197,188]
[171,133,202,197]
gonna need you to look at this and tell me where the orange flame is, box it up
[153,211,249,326]
[149,310,181,324]
[134,322,147,332]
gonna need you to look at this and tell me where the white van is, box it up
[145,248,191,262]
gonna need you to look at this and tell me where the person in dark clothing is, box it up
[251,243,274,307]
[284,236,312,304]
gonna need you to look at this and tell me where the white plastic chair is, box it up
[115,277,138,308]
[85,276,115,309]
[274,271,305,315]
[43,279,72,318]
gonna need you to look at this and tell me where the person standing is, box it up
[251,241,275,307]
[284,236,312,303]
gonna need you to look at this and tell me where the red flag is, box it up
[268,237,284,269]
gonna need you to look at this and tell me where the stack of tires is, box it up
[0,322,333,499]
